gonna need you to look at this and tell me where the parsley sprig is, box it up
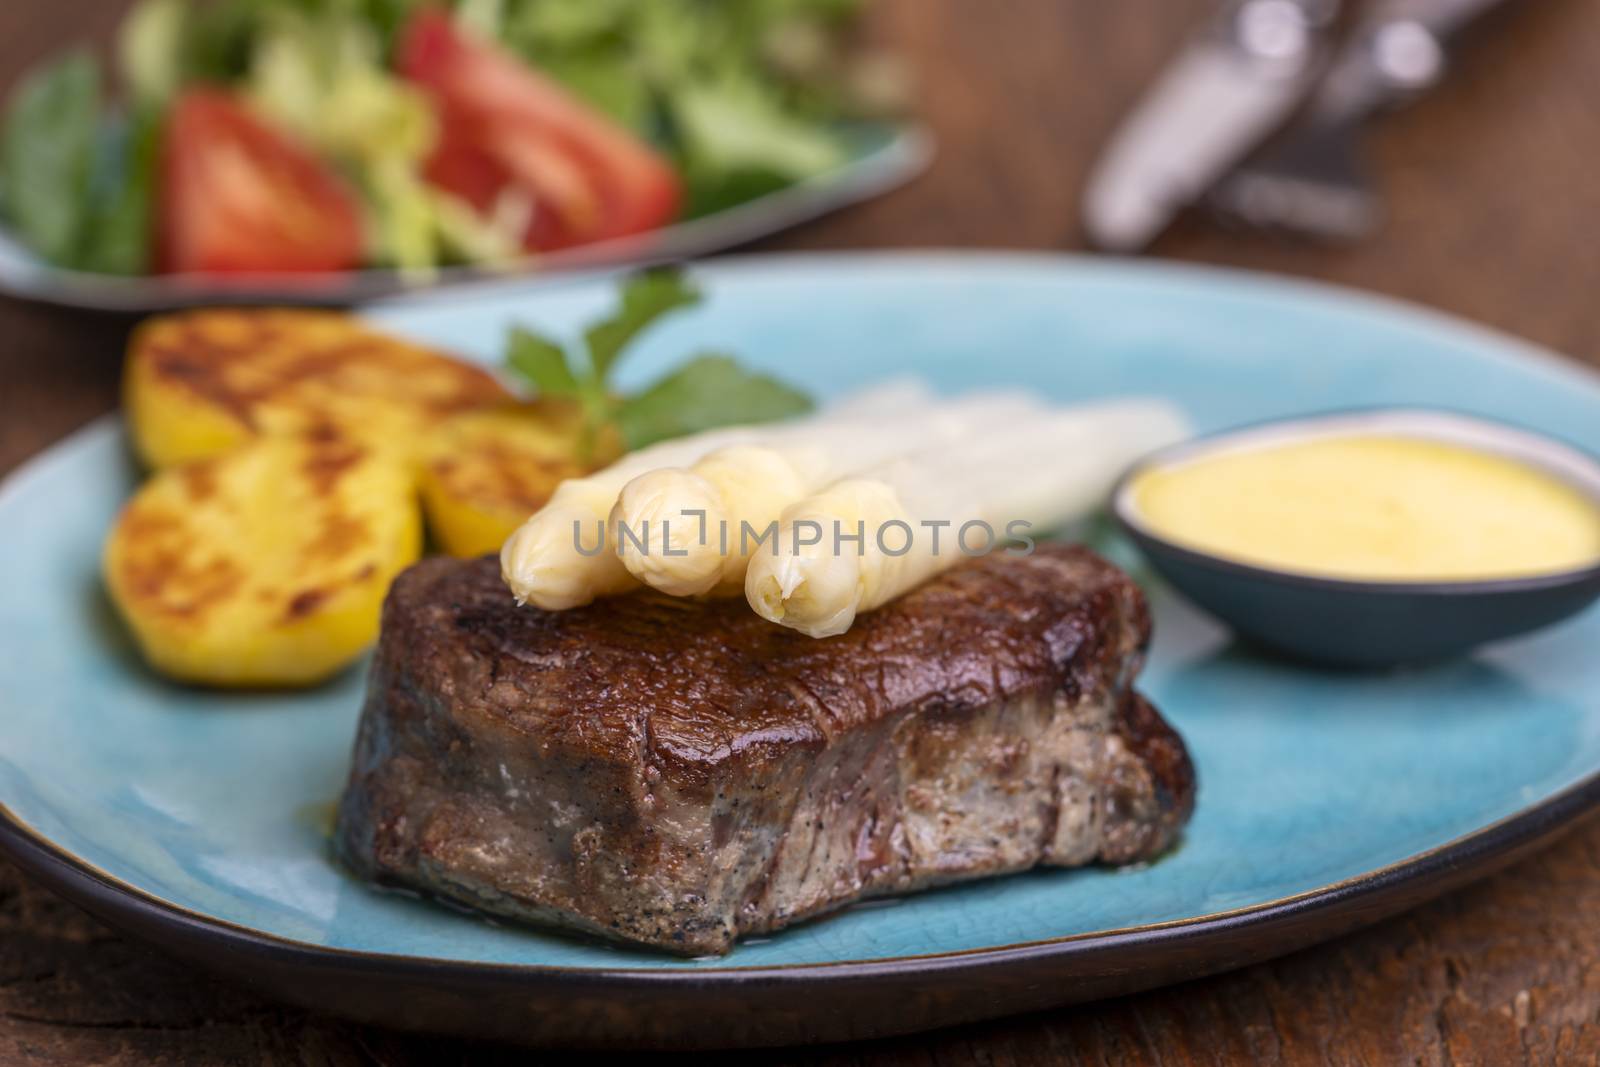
[505,266,813,457]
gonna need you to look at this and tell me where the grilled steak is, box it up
[336,545,1194,956]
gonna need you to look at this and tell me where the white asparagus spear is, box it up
[745,399,1190,638]
[610,391,1044,597]
[499,381,936,610]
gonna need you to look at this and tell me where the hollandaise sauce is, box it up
[1130,434,1600,581]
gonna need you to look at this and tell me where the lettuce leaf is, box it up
[0,52,100,266]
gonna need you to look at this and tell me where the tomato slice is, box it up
[158,90,364,275]
[398,10,681,252]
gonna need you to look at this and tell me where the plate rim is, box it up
[368,248,1600,409]
[4,772,1598,983]
[0,124,933,313]
[5,249,1600,988]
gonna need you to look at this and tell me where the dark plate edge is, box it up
[3,770,1599,1047]
[0,125,934,313]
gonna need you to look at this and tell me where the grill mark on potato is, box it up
[115,539,243,623]
[146,345,260,429]
[473,442,586,514]
[300,514,371,564]
[103,430,421,686]
[130,310,511,446]
[181,464,216,501]
[302,445,365,496]
[422,403,617,525]
[285,587,330,622]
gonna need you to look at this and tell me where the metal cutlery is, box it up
[1082,0,1342,252]
[1083,0,1517,250]
[1209,0,1516,240]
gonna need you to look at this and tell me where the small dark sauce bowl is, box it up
[1112,409,1600,667]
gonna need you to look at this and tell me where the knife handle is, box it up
[1215,0,1340,69]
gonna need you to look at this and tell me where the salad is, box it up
[0,0,905,278]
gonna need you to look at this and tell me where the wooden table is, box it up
[3,1,1599,1062]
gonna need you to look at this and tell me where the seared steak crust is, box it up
[336,544,1194,955]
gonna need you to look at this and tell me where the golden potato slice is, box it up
[103,432,422,687]
[419,401,622,558]
[124,309,512,469]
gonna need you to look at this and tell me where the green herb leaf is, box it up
[583,265,701,382]
[118,0,188,111]
[671,77,847,183]
[503,269,812,456]
[0,51,100,267]
[180,0,275,83]
[77,110,160,276]
[616,352,813,449]
[530,50,652,132]
[506,325,581,397]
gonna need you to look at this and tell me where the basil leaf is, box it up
[506,325,581,397]
[583,266,701,382]
[79,110,159,276]
[616,353,813,449]
[0,51,100,267]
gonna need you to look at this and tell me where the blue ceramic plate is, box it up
[4,252,1600,1049]
[0,124,929,312]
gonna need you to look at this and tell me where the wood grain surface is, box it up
[3,0,1600,1063]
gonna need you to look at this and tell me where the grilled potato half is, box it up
[420,401,622,558]
[103,432,422,687]
[125,309,511,469]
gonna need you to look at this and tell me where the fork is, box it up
[1209,0,1517,240]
